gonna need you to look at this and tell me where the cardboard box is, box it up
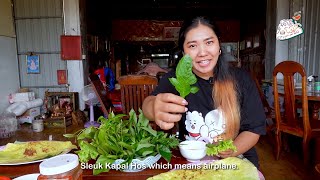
[17,107,41,124]
[9,92,35,103]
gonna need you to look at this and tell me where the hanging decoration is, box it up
[26,53,40,74]
[276,11,303,40]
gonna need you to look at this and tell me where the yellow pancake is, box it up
[148,157,259,180]
[0,141,77,164]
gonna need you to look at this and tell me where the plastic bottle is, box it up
[38,154,82,180]
[314,75,320,93]
[307,75,314,92]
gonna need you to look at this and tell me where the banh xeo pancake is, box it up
[0,141,77,164]
[148,157,259,180]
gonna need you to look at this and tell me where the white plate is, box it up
[112,154,161,172]
[13,173,40,180]
[0,144,71,166]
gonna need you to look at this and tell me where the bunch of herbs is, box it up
[64,109,179,175]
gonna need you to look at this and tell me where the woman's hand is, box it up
[153,93,188,130]
[218,149,235,158]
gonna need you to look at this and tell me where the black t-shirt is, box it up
[151,67,266,167]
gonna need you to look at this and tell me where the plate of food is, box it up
[0,141,77,165]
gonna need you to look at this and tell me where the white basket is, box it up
[112,154,161,172]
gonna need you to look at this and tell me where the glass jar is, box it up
[32,119,44,132]
[0,111,17,139]
[38,154,83,180]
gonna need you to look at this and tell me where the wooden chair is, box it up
[118,75,158,115]
[89,73,114,116]
[273,60,320,165]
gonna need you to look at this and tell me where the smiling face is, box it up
[183,24,220,79]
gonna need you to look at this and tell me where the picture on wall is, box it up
[57,70,68,85]
[26,55,40,74]
[163,27,180,40]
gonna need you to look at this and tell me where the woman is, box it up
[142,16,266,168]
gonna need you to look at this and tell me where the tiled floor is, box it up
[256,134,320,180]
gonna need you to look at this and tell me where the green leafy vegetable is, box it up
[169,54,199,98]
[206,139,237,156]
[64,109,179,175]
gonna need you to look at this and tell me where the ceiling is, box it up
[86,0,267,35]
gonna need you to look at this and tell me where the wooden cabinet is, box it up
[111,20,240,42]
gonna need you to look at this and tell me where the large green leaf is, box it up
[169,55,198,98]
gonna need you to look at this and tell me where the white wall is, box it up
[0,0,19,113]
[63,0,85,110]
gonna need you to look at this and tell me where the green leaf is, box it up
[63,133,75,138]
[169,55,199,98]
[141,150,154,157]
[93,155,115,175]
[190,86,200,94]
[118,141,133,150]
[168,78,180,88]
[206,139,237,156]
[78,141,99,162]
[136,142,155,151]
[77,126,97,140]
[140,126,157,137]
[159,145,172,162]
[137,146,155,157]
[129,109,138,126]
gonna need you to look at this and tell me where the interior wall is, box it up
[13,0,69,103]
[0,0,19,113]
[63,0,85,110]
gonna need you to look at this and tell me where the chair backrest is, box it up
[272,60,310,136]
[118,75,158,115]
[88,73,114,116]
[136,62,168,77]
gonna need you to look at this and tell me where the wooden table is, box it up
[0,124,190,179]
[1,149,188,180]
[278,89,320,121]
[294,89,320,121]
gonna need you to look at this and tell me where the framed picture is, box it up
[44,91,79,117]
[163,27,180,40]
[57,70,68,85]
[26,55,40,74]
